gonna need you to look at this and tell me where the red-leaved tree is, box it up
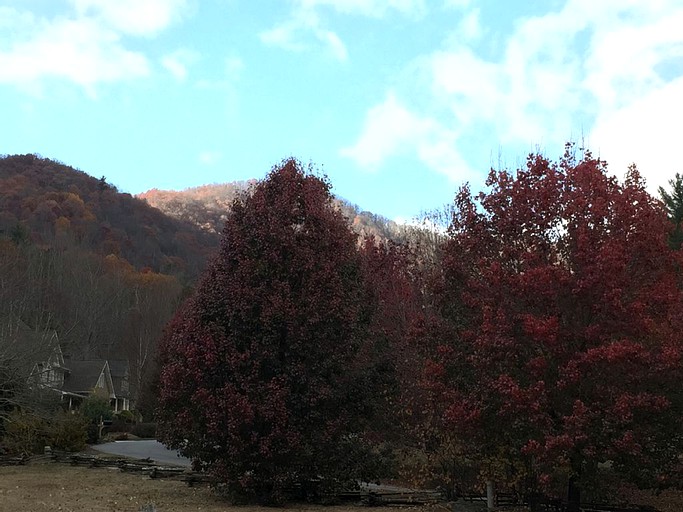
[425,146,683,501]
[358,239,425,447]
[156,160,384,503]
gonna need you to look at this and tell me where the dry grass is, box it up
[0,462,403,512]
[1,461,680,512]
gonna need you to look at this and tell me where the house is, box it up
[61,359,113,410]
[107,360,131,413]
[0,316,70,396]
[0,316,132,412]
[61,359,132,412]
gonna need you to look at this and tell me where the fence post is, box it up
[486,480,495,510]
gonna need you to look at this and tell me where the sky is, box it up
[1,0,682,222]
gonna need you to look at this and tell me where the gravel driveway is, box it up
[91,439,191,467]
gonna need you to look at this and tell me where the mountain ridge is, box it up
[137,182,409,244]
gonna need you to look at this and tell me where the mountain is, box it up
[0,154,217,408]
[0,154,439,410]
[0,154,216,279]
[138,183,408,244]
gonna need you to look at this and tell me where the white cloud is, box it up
[260,7,348,61]
[195,55,244,91]
[318,29,348,61]
[341,93,425,167]
[298,0,426,18]
[0,1,190,94]
[261,0,423,60]
[69,0,189,36]
[260,24,304,52]
[443,0,472,9]
[456,8,481,42]
[0,13,149,95]
[199,151,222,165]
[590,77,683,192]
[161,48,199,81]
[344,0,683,190]
[341,92,475,182]
[224,56,244,78]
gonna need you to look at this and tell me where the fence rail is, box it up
[0,453,663,510]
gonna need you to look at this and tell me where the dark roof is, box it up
[63,360,108,394]
[0,316,61,378]
[107,360,129,379]
[107,360,130,398]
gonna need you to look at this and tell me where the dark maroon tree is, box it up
[358,239,425,444]
[425,146,683,502]
[157,160,382,503]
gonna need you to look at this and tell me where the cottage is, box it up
[107,360,131,413]
[61,359,113,409]
[1,315,132,413]
[1,316,70,395]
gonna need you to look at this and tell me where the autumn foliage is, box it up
[0,154,215,278]
[5,149,682,505]
[157,160,384,503]
[424,146,683,497]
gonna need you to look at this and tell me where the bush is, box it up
[130,422,156,438]
[46,410,88,452]
[115,410,135,423]
[86,423,100,444]
[80,395,113,424]
[109,418,132,433]
[1,410,47,456]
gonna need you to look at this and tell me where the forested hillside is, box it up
[2,151,683,508]
[0,154,437,415]
[0,154,217,411]
[0,154,217,279]
[139,182,410,243]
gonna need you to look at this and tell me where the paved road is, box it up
[91,440,191,467]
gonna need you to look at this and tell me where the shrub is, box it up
[47,410,88,452]
[115,410,135,423]
[109,418,132,433]
[86,423,100,444]
[80,395,113,424]
[130,422,156,438]
[2,410,47,456]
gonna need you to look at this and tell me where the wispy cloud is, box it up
[442,0,472,10]
[0,0,190,95]
[260,0,424,61]
[340,92,475,182]
[297,0,426,18]
[70,0,190,36]
[260,7,348,61]
[343,0,683,192]
[199,150,222,165]
[161,48,199,81]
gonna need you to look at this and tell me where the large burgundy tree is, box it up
[157,160,382,503]
[426,146,683,501]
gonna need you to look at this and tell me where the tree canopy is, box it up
[658,172,683,249]
[424,146,683,499]
[157,159,384,503]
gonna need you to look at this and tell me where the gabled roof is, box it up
[107,360,129,379]
[63,360,113,395]
[0,315,63,379]
[107,359,130,398]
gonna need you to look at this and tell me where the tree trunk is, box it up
[566,475,580,512]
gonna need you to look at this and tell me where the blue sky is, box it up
[1,0,682,221]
